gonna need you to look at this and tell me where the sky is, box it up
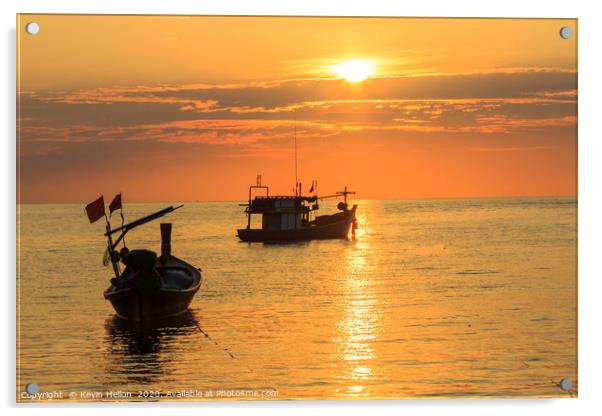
[17,15,577,203]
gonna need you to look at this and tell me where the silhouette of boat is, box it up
[95,205,201,321]
[237,181,358,242]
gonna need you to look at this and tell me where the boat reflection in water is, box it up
[103,312,200,386]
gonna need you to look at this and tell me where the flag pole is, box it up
[119,192,125,247]
[104,211,120,278]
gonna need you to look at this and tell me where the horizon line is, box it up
[16,193,578,205]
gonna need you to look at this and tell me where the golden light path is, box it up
[330,59,374,82]
[334,207,383,397]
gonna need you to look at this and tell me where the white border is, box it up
[3,1,601,415]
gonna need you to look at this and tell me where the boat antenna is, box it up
[294,112,298,196]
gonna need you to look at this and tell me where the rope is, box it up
[186,309,273,389]
[187,309,235,359]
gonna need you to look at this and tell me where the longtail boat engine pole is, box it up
[160,223,172,262]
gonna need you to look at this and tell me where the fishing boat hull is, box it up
[237,205,357,242]
[104,256,201,321]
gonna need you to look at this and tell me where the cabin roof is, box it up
[256,195,298,200]
[254,195,317,202]
[246,194,318,214]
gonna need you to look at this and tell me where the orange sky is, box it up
[17,15,577,203]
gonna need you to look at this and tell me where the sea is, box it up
[16,197,577,401]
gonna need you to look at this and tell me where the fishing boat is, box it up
[237,181,358,242]
[86,200,202,321]
[236,114,358,242]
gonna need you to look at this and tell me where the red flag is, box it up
[109,193,122,216]
[85,195,106,223]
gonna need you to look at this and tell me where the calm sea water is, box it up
[17,198,577,401]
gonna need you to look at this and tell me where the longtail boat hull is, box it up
[104,255,201,321]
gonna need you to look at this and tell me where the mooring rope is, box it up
[187,309,235,359]
[186,309,275,389]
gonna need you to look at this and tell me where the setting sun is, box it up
[330,59,373,82]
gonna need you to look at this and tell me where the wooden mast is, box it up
[294,112,298,196]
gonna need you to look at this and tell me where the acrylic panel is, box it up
[16,15,577,402]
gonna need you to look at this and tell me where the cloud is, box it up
[17,67,577,154]
[25,67,575,109]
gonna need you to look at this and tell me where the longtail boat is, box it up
[87,201,201,321]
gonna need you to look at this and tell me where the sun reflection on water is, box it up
[17,198,577,399]
[333,207,383,397]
